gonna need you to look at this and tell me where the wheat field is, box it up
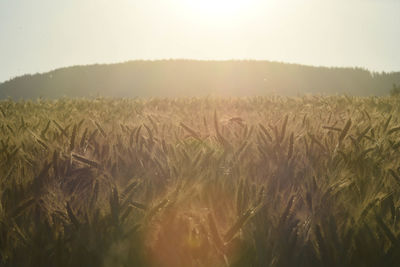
[1,96,400,267]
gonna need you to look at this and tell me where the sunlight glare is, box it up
[183,0,254,19]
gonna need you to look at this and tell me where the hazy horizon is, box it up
[3,58,398,83]
[1,0,399,83]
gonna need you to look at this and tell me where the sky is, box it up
[0,0,399,82]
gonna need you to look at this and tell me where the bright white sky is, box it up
[0,0,399,82]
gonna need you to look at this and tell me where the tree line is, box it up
[1,60,399,99]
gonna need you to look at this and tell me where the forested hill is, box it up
[1,60,400,99]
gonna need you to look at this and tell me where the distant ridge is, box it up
[1,60,399,99]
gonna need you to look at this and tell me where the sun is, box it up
[183,0,252,19]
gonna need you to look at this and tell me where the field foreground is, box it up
[1,96,400,266]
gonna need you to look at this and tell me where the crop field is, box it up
[1,96,400,267]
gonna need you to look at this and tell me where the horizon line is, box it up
[1,58,399,84]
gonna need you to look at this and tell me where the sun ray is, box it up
[182,0,256,20]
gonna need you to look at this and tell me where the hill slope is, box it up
[1,60,400,98]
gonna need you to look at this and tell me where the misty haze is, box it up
[1,1,400,267]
